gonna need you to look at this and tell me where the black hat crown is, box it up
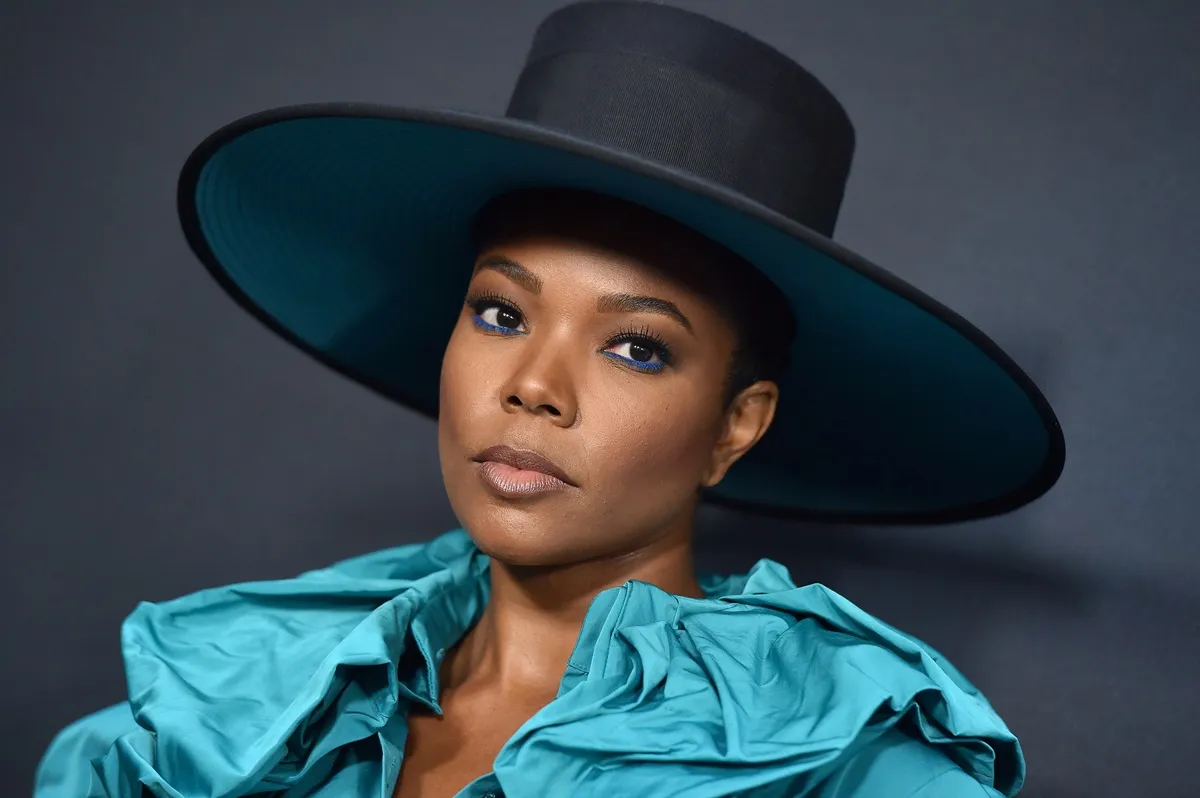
[504,1,856,237]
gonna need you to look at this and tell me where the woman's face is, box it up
[438,217,776,568]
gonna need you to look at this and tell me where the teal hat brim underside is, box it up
[180,105,1063,524]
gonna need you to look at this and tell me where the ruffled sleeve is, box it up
[492,559,1023,798]
[34,703,154,798]
[817,729,1007,797]
[33,531,484,798]
[37,537,1021,798]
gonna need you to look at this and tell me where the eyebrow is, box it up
[475,254,542,294]
[597,293,693,333]
[475,253,693,333]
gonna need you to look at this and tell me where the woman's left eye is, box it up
[470,300,526,334]
[603,338,669,373]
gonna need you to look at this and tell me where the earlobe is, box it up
[703,381,780,487]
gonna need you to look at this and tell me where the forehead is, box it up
[475,234,703,300]
[472,190,739,300]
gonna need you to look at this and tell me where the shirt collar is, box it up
[393,535,491,712]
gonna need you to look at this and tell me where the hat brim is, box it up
[178,103,1064,524]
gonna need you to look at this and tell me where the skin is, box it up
[394,204,780,798]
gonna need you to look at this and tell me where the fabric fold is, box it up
[36,531,1022,798]
[493,559,1022,797]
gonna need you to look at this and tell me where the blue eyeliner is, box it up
[471,314,523,335]
[467,293,671,373]
[601,350,666,373]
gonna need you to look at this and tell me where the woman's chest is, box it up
[391,694,548,798]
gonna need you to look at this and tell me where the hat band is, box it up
[506,48,846,234]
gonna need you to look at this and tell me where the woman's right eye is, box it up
[471,300,526,334]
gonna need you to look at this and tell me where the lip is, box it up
[471,444,577,497]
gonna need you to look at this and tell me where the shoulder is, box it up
[117,528,477,708]
[120,528,475,643]
[495,561,1023,797]
[716,568,1024,796]
[35,703,147,798]
[725,567,1023,797]
[37,530,480,798]
[813,729,1008,797]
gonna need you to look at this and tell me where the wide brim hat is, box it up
[177,1,1064,524]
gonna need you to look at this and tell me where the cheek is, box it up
[585,385,720,496]
[438,324,494,452]
[438,327,467,416]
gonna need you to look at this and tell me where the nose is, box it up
[500,335,578,427]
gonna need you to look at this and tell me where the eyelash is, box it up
[465,291,524,335]
[603,325,673,373]
[463,293,674,374]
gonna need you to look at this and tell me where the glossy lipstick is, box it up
[472,444,575,498]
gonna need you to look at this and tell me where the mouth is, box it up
[471,444,577,497]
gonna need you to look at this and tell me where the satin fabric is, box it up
[36,530,1022,797]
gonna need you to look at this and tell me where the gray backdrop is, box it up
[3,1,1197,796]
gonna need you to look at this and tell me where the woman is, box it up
[35,3,1063,797]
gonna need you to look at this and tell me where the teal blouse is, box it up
[35,530,1023,797]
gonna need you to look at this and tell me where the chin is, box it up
[460,504,587,568]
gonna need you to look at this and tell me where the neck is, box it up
[441,523,704,699]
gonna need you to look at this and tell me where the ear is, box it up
[702,380,779,488]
